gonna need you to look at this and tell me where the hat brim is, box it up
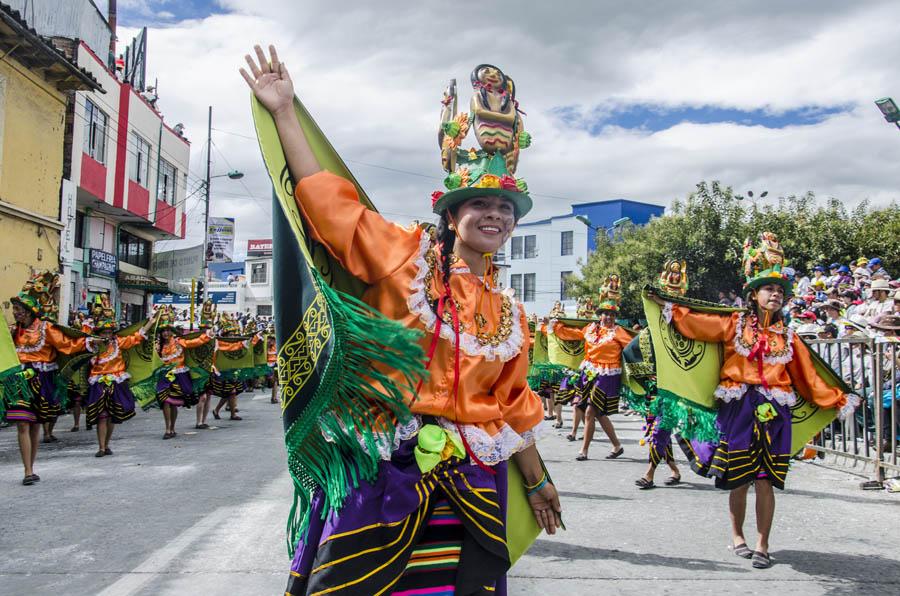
[432,186,532,219]
[744,275,794,297]
[10,295,40,313]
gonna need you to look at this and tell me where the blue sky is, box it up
[118,0,224,26]
[552,103,852,134]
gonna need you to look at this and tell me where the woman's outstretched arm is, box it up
[240,44,321,182]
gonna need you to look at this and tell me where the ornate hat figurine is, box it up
[597,274,622,313]
[741,232,792,296]
[217,312,240,336]
[243,318,258,335]
[659,259,688,296]
[199,299,217,329]
[157,306,177,330]
[431,64,532,218]
[549,300,566,319]
[11,270,60,321]
[93,295,118,331]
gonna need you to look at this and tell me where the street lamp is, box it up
[575,214,599,230]
[875,97,900,130]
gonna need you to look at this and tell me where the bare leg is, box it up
[228,395,240,419]
[72,403,81,430]
[162,403,173,434]
[754,479,775,555]
[729,483,751,547]
[96,418,108,451]
[580,405,597,457]
[17,422,35,477]
[201,391,212,424]
[553,403,563,425]
[571,407,584,437]
[667,460,681,478]
[271,378,278,403]
[171,406,179,431]
[105,420,115,447]
[642,462,657,482]
[46,418,56,439]
[196,393,207,426]
[596,415,621,452]
[28,423,40,468]
[213,397,227,418]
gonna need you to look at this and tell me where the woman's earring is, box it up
[448,225,455,231]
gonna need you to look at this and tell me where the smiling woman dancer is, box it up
[243,46,560,595]
[650,233,859,569]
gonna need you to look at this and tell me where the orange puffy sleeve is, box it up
[294,171,423,284]
[614,326,633,349]
[45,325,86,354]
[216,339,246,353]
[179,333,212,349]
[549,321,585,341]
[668,304,736,343]
[492,308,543,436]
[117,330,147,350]
[786,335,858,420]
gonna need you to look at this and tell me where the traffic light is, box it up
[196,280,205,298]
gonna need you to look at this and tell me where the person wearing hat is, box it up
[192,299,218,429]
[870,315,900,453]
[245,48,559,593]
[827,263,841,287]
[869,257,890,280]
[831,265,852,292]
[863,278,893,322]
[154,306,215,439]
[264,322,279,404]
[209,312,259,421]
[550,274,632,461]
[821,299,846,335]
[650,232,858,569]
[9,271,88,485]
[84,303,159,457]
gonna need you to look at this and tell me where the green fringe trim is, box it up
[0,365,31,418]
[653,388,720,443]
[283,270,426,556]
[219,366,268,382]
[132,366,212,411]
[621,384,651,417]
[527,362,568,390]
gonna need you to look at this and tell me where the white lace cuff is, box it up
[662,301,674,324]
[838,393,861,422]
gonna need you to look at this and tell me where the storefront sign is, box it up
[152,291,236,305]
[247,239,273,257]
[89,249,118,278]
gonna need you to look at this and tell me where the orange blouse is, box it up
[294,171,543,464]
[267,341,277,365]
[550,321,632,375]
[86,330,147,383]
[14,319,86,370]
[667,303,857,419]
[160,333,213,372]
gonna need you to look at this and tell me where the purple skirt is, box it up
[5,365,60,423]
[707,388,792,490]
[85,380,136,425]
[286,435,510,595]
[573,373,621,415]
[155,370,196,408]
[209,374,243,398]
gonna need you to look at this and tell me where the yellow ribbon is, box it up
[414,424,465,474]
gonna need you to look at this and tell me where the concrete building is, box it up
[502,199,665,316]
[10,0,192,324]
[0,4,101,323]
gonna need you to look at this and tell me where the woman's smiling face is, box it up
[452,195,516,254]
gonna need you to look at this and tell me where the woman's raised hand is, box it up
[240,45,294,117]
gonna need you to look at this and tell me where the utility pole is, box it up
[203,105,212,301]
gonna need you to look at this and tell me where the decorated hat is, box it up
[217,312,240,336]
[597,274,622,313]
[658,259,688,296]
[93,295,118,331]
[431,65,532,219]
[740,232,792,296]
[199,299,217,329]
[243,318,258,335]
[156,305,178,330]
[11,270,61,321]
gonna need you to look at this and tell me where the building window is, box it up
[257,304,273,317]
[510,236,523,260]
[130,133,151,186]
[118,230,151,269]
[561,230,573,256]
[83,99,108,164]
[524,235,537,259]
[251,262,268,284]
[157,159,177,205]
[75,211,85,249]
[524,273,536,302]
[560,271,573,300]
[510,274,523,299]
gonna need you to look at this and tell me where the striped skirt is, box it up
[5,365,61,423]
[390,500,463,595]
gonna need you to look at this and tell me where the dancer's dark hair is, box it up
[435,209,457,294]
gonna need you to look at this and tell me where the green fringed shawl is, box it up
[0,323,29,418]
[641,286,851,452]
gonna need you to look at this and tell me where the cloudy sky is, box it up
[114,0,900,259]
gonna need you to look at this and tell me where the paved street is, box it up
[1,398,898,595]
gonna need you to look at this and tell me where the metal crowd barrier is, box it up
[806,337,899,487]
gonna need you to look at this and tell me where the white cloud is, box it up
[123,0,900,256]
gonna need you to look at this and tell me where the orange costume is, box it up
[86,329,147,384]
[15,319,86,371]
[294,171,544,465]
[550,322,632,377]
[159,333,213,374]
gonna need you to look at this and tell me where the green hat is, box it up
[157,306,177,330]
[432,64,532,219]
[11,270,60,321]
[199,299,216,329]
[217,313,240,336]
[741,232,793,296]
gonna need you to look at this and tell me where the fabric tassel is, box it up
[652,388,720,443]
[0,365,31,418]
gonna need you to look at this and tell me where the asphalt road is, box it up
[1,398,898,595]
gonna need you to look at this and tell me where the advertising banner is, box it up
[206,217,235,263]
[152,291,237,306]
[88,249,118,278]
[151,244,205,282]
[247,238,273,257]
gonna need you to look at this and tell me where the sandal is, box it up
[664,475,681,486]
[553,421,563,429]
[22,475,35,485]
[751,551,772,569]
[163,432,174,440]
[575,453,588,461]
[70,426,79,432]
[635,478,655,490]
[212,411,221,420]
[95,450,105,458]
[230,415,242,421]
[197,423,209,429]
[566,434,576,442]
[104,448,113,456]
[605,447,625,459]
[732,543,753,559]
